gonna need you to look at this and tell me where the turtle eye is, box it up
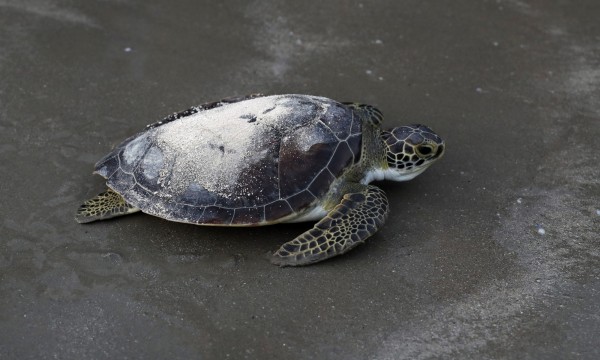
[416,145,433,157]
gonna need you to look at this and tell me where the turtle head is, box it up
[380,124,445,182]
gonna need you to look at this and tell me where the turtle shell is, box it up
[94,95,362,225]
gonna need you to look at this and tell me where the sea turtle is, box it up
[76,94,445,266]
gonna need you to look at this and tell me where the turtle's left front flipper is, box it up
[272,185,389,266]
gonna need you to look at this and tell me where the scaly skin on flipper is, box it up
[75,188,140,223]
[342,102,384,126]
[271,185,389,266]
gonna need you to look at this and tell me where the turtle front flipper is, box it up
[272,185,389,266]
[75,188,140,223]
[342,102,384,126]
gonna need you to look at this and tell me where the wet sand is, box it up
[1,1,598,358]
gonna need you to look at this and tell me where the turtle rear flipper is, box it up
[272,185,389,266]
[75,188,140,223]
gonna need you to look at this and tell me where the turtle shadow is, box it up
[77,181,426,267]
[110,212,314,262]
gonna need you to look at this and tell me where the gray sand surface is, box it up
[1,1,598,358]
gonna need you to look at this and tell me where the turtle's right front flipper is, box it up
[272,184,389,266]
[75,188,140,223]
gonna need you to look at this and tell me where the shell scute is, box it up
[318,103,355,140]
[231,207,264,225]
[278,138,337,198]
[307,169,336,199]
[327,141,355,177]
[178,183,217,206]
[286,190,317,212]
[264,200,293,221]
[121,134,152,172]
[202,206,234,225]
[95,153,119,178]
